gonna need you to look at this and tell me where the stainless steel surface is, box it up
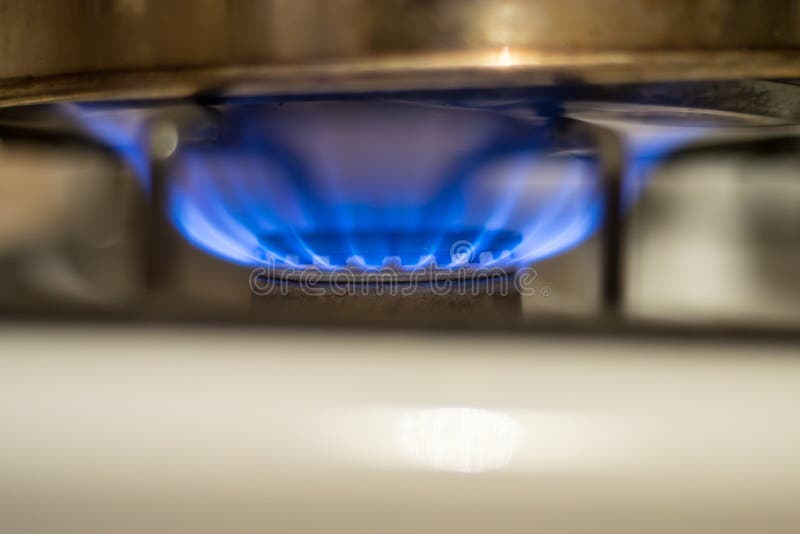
[0,140,144,306]
[2,0,800,105]
[1,325,799,534]
[627,137,800,326]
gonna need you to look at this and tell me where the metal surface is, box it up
[2,0,800,106]
[0,130,145,308]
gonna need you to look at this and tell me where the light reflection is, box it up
[497,46,513,67]
[397,407,520,473]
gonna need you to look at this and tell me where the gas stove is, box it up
[2,2,800,533]
[2,81,800,331]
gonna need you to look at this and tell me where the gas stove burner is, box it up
[256,263,515,286]
[158,100,604,273]
[7,82,798,326]
[257,229,523,270]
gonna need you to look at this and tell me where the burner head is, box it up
[257,229,523,271]
[163,101,603,274]
[251,264,523,323]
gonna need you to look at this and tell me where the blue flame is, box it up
[165,102,604,270]
[61,103,152,189]
[620,123,719,209]
[65,99,713,272]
